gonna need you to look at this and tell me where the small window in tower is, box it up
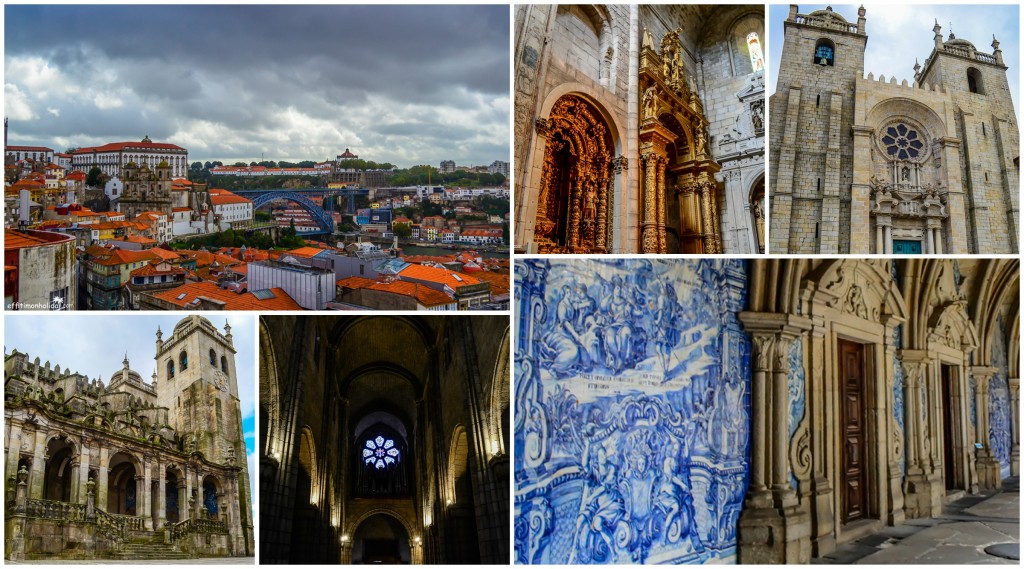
[814,39,835,66]
[209,349,216,366]
[221,356,228,373]
[180,351,188,371]
[167,360,175,378]
[967,67,984,94]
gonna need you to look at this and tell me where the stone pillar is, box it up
[806,321,836,556]
[6,422,23,485]
[883,324,905,526]
[97,446,109,515]
[972,366,1001,489]
[177,481,187,523]
[29,429,46,499]
[1010,378,1020,476]
[157,464,167,529]
[76,440,91,505]
[15,464,29,513]
[641,152,659,253]
[901,353,938,517]
[185,467,194,520]
[136,474,149,527]
[737,312,811,564]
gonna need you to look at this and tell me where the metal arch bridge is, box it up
[237,190,335,235]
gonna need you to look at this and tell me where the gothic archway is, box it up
[534,94,615,253]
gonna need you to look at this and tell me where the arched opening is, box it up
[291,427,319,564]
[179,350,188,371]
[165,467,181,523]
[107,452,138,515]
[43,438,75,502]
[749,175,766,253]
[967,67,984,94]
[221,355,228,373]
[534,94,615,253]
[167,359,175,378]
[202,475,220,519]
[553,5,602,83]
[445,426,480,564]
[351,513,412,564]
[814,38,835,66]
[209,349,216,366]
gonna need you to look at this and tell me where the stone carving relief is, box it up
[515,259,750,564]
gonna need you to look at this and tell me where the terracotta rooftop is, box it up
[73,141,185,153]
[398,264,482,289]
[150,281,301,310]
[131,261,186,277]
[5,229,74,249]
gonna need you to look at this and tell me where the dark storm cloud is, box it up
[4,5,510,165]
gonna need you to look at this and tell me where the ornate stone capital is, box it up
[612,155,628,173]
[534,118,551,137]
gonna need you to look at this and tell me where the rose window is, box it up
[881,123,924,160]
[363,435,400,469]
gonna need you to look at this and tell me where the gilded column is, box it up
[596,175,609,252]
[656,156,667,253]
[699,178,715,253]
[641,152,659,253]
[567,175,582,249]
[709,178,722,253]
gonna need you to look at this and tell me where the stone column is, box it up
[97,446,109,514]
[972,366,1001,489]
[29,429,46,499]
[76,439,91,505]
[6,423,23,485]
[806,321,835,556]
[1010,378,1020,476]
[157,463,167,530]
[136,474,148,526]
[185,467,194,520]
[901,353,937,517]
[641,152,659,253]
[737,312,811,564]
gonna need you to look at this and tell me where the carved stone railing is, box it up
[95,509,126,545]
[793,14,859,33]
[168,517,228,542]
[25,498,86,521]
[111,512,145,532]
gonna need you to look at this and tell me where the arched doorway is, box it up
[43,438,75,503]
[202,475,220,519]
[165,467,182,523]
[351,513,412,564]
[107,453,138,515]
[534,94,615,254]
[291,427,319,564]
[749,175,766,253]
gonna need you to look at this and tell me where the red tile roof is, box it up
[398,264,481,288]
[150,281,301,310]
[73,141,185,153]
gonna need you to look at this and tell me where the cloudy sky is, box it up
[4,314,257,513]
[768,4,1020,115]
[5,5,510,168]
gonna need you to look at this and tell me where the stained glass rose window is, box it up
[363,435,400,469]
[881,123,924,160]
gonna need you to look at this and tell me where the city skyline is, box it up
[4,5,510,167]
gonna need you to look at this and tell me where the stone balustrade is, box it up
[25,498,87,521]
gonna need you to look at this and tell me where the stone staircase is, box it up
[111,530,189,560]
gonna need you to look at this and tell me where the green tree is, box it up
[191,161,204,172]
[393,222,412,238]
[86,166,104,187]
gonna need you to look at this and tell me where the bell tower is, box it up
[769,5,868,254]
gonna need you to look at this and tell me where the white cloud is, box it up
[5,83,36,120]
[46,107,59,117]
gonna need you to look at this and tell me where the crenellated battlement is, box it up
[861,72,947,94]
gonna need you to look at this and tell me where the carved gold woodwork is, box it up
[639,27,722,254]
[535,95,614,254]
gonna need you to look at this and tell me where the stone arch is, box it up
[446,426,470,506]
[298,426,319,506]
[967,67,984,94]
[552,5,611,84]
[532,90,619,253]
[814,37,835,66]
[866,97,948,145]
[258,317,281,458]
[488,326,511,458]
[107,450,143,515]
[201,474,222,519]
[723,10,766,75]
[43,436,78,502]
[345,508,419,564]
[796,259,908,541]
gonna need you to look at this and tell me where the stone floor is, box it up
[815,477,1020,564]
[10,558,255,565]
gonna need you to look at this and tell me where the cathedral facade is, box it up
[259,315,509,564]
[4,316,255,560]
[514,5,765,254]
[770,6,1019,254]
[515,258,1019,563]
